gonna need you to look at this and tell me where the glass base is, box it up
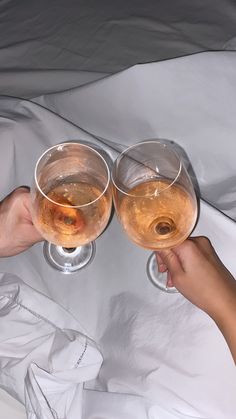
[43,241,95,274]
[147,252,179,293]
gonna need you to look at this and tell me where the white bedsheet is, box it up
[38,51,236,220]
[0,274,103,419]
[0,50,236,418]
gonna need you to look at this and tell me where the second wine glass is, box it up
[112,140,198,292]
[31,142,112,273]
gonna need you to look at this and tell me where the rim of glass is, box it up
[111,140,183,198]
[34,142,110,208]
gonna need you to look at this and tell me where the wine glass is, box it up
[31,142,112,273]
[112,140,198,292]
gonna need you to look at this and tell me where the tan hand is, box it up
[156,237,236,320]
[156,237,236,363]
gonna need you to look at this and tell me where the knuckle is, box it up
[15,186,29,195]
[196,235,212,248]
[12,187,29,200]
[182,239,197,252]
[159,249,173,263]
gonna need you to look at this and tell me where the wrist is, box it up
[210,285,236,330]
[211,285,236,363]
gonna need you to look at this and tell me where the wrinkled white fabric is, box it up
[37,51,236,220]
[0,51,236,419]
[0,273,102,419]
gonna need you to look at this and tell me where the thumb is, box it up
[157,249,183,277]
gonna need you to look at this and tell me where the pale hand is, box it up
[0,187,43,257]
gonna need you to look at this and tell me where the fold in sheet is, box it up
[37,51,236,220]
[1,0,236,82]
[0,273,102,419]
[0,52,236,418]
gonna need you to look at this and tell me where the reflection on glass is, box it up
[31,142,112,273]
[112,140,197,292]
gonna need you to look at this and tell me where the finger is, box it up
[21,193,34,220]
[15,186,30,193]
[155,252,168,272]
[189,236,213,256]
[23,224,43,243]
[188,236,219,266]
[158,249,183,276]
[166,271,174,287]
[9,186,30,199]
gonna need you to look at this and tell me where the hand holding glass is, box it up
[31,142,112,273]
[112,140,197,292]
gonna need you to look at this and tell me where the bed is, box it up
[0,1,236,418]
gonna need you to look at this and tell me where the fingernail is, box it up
[158,263,166,273]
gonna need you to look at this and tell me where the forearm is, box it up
[158,238,236,363]
[212,291,236,364]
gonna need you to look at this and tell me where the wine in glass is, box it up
[31,142,112,273]
[112,140,197,292]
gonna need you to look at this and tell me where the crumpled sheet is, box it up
[0,51,236,418]
[37,50,236,221]
[0,273,102,419]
